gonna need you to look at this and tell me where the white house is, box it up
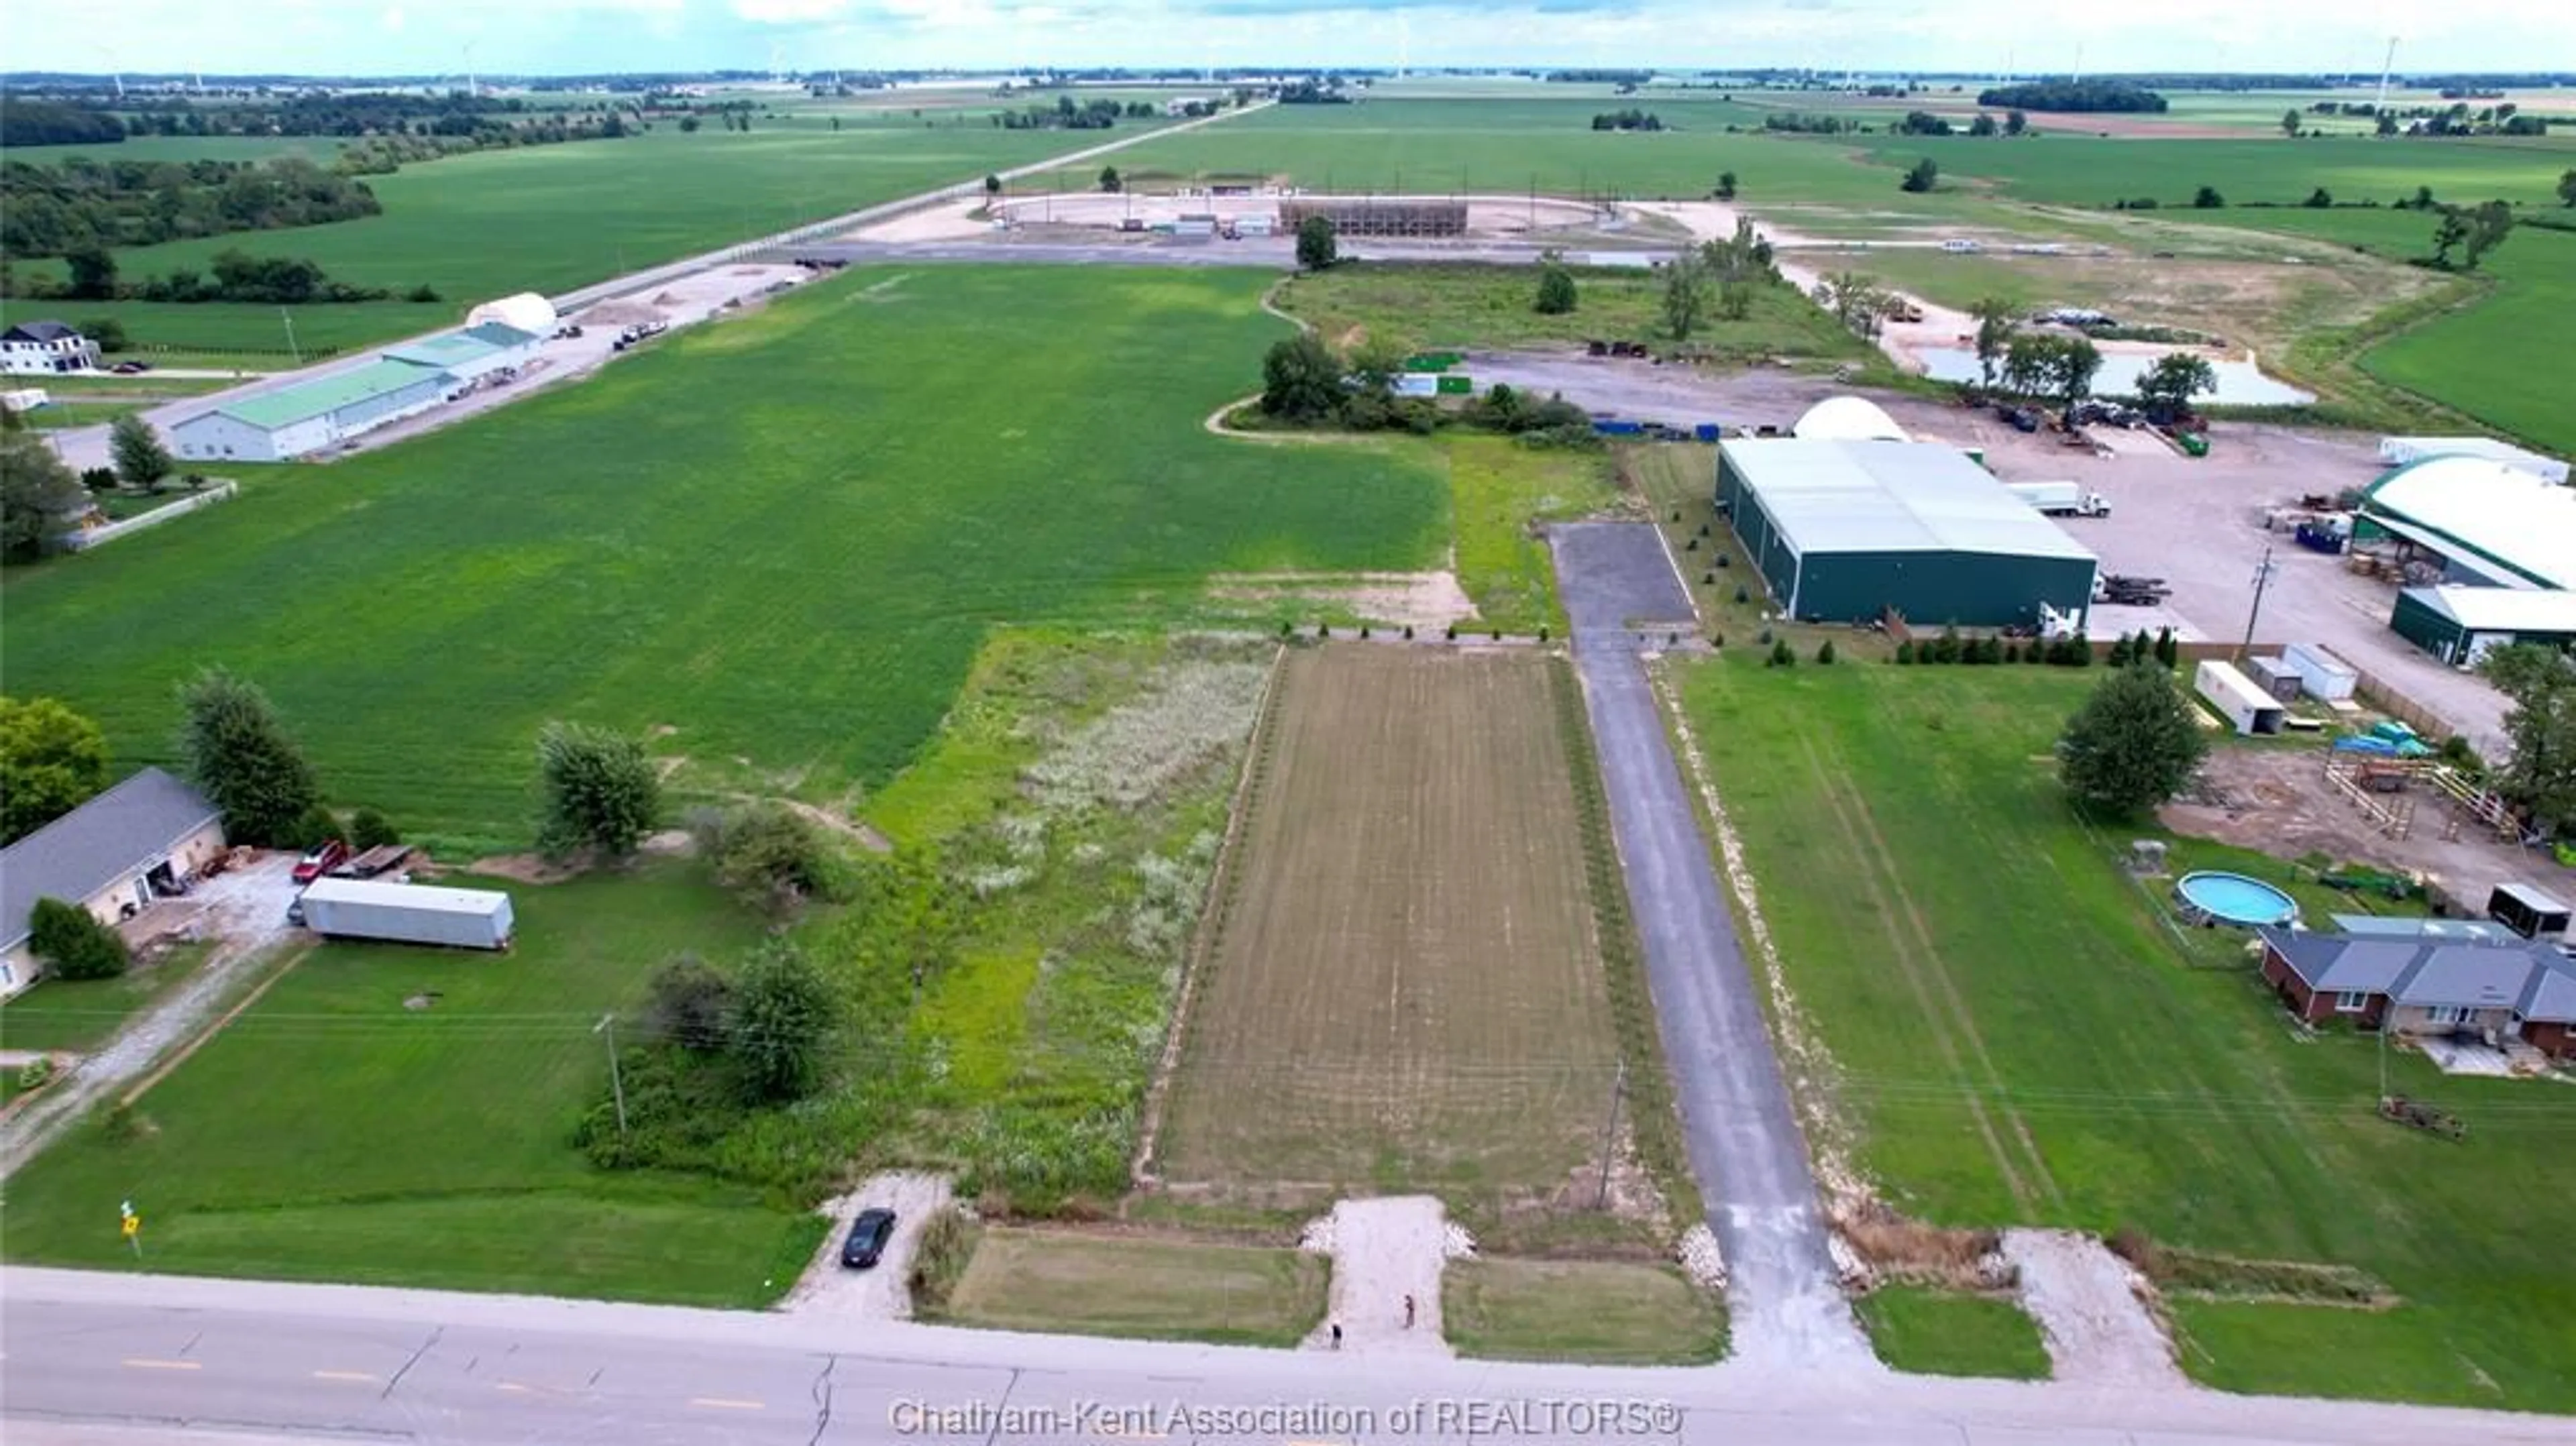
[0,321,101,376]
[0,768,225,999]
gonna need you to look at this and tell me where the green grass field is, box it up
[1856,1288,2052,1379]
[1671,657,2576,1409]
[940,1229,1328,1346]
[0,943,212,1053]
[1865,133,2571,211]
[1445,436,1621,634]
[0,867,826,1306]
[0,265,1446,855]
[1444,1258,1726,1364]
[3,117,1196,351]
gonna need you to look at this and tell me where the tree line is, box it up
[1590,109,1665,132]
[994,96,1136,131]
[2,244,414,306]
[0,156,381,260]
[1975,80,2167,114]
[0,97,129,146]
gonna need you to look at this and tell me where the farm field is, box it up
[3,115,1195,351]
[1864,133,2573,211]
[1155,645,1636,1235]
[0,867,822,1306]
[1669,656,2576,1408]
[0,265,1447,856]
[1271,260,1880,368]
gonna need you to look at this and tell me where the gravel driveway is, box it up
[2003,1228,2184,1387]
[0,855,303,1179]
[779,1172,953,1321]
[1303,1196,1455,1356]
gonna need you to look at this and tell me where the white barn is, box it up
[171,358,455,462]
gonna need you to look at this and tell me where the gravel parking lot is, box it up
[1466,355,2512,751]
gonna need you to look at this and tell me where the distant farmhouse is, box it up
[0,320,101,376]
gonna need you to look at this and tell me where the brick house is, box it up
[2259,928,2576,1058]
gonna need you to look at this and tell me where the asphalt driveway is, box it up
[1550,521,1871,1370]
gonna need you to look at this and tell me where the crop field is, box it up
[0,266,1446,854]
[1156,645,1623,1219]
[1670,657,2576,1409]
[5,116,1196,351]
[0,867,820,1306]
[1870,133,2572,211]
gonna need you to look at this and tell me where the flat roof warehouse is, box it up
[1724,439,2096,562]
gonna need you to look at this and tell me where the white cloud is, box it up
[733,0,857,21]
[382,5,407,31]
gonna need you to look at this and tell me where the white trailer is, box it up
[2196,660,2286,736]
[2281,642,2358,702]
[2004,481,2111,517]
[297,878,514,950]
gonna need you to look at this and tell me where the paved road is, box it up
[1548,523,1870,1371]
[40,104,1272,473]
[779,235,1655,270]
[5,1268,2567,1446]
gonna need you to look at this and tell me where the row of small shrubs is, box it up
[1280,621,1537,643]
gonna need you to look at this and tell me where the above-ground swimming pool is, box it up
[2174,871,2301,928]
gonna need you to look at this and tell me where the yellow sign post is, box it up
[121,1201,142,1258]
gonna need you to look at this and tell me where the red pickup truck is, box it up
[292,840,350,885]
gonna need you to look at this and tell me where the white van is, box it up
[1941,238,1981,254]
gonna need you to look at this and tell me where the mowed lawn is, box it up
[1159,646,1620,1213]
[5,118,1173,351]
[1673,657,2576,1409]
[0,266,1447,854]
[0,869,822,1306]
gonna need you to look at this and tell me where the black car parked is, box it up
[840,1208,897,1269]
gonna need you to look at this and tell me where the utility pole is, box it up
[1593,1059,1628,1208]
[2237,546,2277,663]
[595,1013,630,1144]
[278,309,301,368]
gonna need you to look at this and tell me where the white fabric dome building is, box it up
[1790,395,1909,442]
[466,292,557,337]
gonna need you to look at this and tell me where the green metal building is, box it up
[2390,586,2576,667]
[1715,438,2099,628]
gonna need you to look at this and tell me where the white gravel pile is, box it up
[1677,1224,1728,1290]
[1297,1213,1338,1256]
[1440,1222,1478,1260]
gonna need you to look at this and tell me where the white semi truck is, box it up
[2004,481,2111,517]
[292,878,515,950]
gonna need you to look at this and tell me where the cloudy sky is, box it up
[8,0,2566,78]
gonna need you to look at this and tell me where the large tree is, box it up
[0,696,111,844]
[2134,351,2217,414]
[1660,247,1709,339]
[1295,213,1338,271]
[2480,644,2576,834]
[1813,270,1885,337]
[2429,207,2472,267]
[2058,662,2208,816]
[28,897,130,981]
[1534,262,1577,315]
[2003,333,2102,412]
[2560,168,2576,207]
[1900,157,1939,193]
[728,940,836,1103]
[1258,332,1343,422]
[2459,199,2515,270]
[1,432,91,562]
[176,667,320,846]
[1968,296,2018,388]
[64,243,117,300]
[109,414,174,491]
[536,722,661,860]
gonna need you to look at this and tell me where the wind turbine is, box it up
[2375,36,2399,113]
[460,40,478,97]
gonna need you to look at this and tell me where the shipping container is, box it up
[1393,374,1439,398]
[2281,643,2358,702]
[298,878,515,950]
[2246,655,2304,702]
[2194,661,2286,736]
[1593,419,1646,436]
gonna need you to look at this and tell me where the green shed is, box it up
[2390,586,2576,667]
[1715,437,2099,627]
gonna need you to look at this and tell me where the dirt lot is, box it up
[2163,744,2573,905]
[779,1171,953,1321]
[1152,645,1627,1213]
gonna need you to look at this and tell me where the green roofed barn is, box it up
[1715,437,2098,628]
[2390,586,2576,667]
[171,358,457,463]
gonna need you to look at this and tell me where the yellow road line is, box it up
[121,1358,202,1372]
[688,1397,766,1411]
[313,1370,379,1383]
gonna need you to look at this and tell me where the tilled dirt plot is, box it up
[1155,645,1627,1213]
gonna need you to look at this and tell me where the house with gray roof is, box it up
[1,768,225,999]
[2259,927,2576,1058]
